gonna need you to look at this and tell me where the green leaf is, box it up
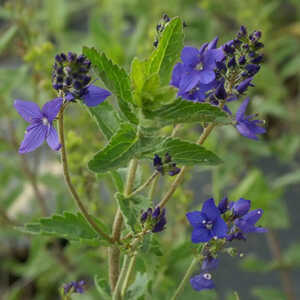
[147,17,184,85]
[86,101,121,140]
[124,273,149,300]
[19,212,102,242]
[0,25,18,54]
[83,47,138,124]
[94,275,111,300]
[240,254,271,273]
[143,98,230,125]
[115,192,150,232]
[283,243,300,268]
[88,123,138,173]
[143,137,222,166]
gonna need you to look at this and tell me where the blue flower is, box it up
[235,209,267,234]
[14,98,62,154]
[190,273,215,291]
[171,37,224,95]
[235,97,266,140]
[218,196,229,214]
[186,198,228,243]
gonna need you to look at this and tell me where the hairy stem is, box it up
[128,171,158,198]
[267,230,296,300]
[109,158,138,291]
[113,255,130,300]
[57,104,113,243]
[170,257,199,300]
[148,172,159,200]
[121,253,137,298]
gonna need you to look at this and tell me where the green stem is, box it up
[109,159,138,291]
[170,257,199,300]
[113,255,130,300]
[128,171,158,198]
[121,253,137,298]
[57,104,113,244]
[148,172,159,200]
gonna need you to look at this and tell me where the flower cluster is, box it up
[14,52,112,154]
[171,26,266,140]
[63,280,86,295]
[140,206,167,233]
[153,153,181,176]
[187,197,266,291]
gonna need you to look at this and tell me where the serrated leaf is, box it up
[88,122,138,173]
[147,17,184,85]
[143,137,222,166]
[115,192,150,232]
[18,212,102,242]
[94,275,111,300]
[124,273,149,300]
[143,98,230,125]
[86,101,121,140]
[83,47,138,124]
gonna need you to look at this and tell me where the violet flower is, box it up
[186,198,228,243]
[235,97,266,140]
[14,98,62,154]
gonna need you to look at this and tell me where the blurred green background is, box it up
[0,0,300,299]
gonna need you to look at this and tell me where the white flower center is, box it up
[42,117,49,126]
[203,273,212,280]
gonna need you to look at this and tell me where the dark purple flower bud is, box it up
[140,211,148,223]
[251,55,264,64]
[168,164,181,176]
[239,25,247,37]
[245,64,260,76]
[235,77,254,94]
[152,210,167,233]
[218,197,228,214]
[83,76,91,85]
[65,77,72,85]
[233,39,242,47]
[232,198,251,217]
[73,81,82,90]
[77,54,86,64]
[152,207,161,219]
[242,44,249,50]
[163,14,170,22]
[215,84,227,100]
[153,40,158,48]
[227,232,246,241]
[57,67,64,74]
[254,41,264,50]
[147,208,153,215]
[53,83,63,90]
[153,154,162,167]
[64,66,72,74]
[156,24,163,32]
[216,61,226,72]
[248,51,255,58]
[68,52,77,62]
[55,54,63,63]
[202,257,219,271]
[228,57,236,67]
[60,53,67,61]
[223,44,235,55]
[241,71,248,77]
[56,76,63,83]
[164,152,172,163]
[239,56,246,65]
[254,31,262,40]
[183,21,187,28]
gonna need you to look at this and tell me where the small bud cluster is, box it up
[140,206,167,233]
[216,26,264,98]
[63,280,86,295]
[153,14,171,48]
[52,52,92,97]
[153,153,181,176]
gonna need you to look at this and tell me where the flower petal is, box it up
[232,198,251,217]
[191,227,212,243]
[202,198,220,220]
[82,85,111,107]
[19,124,47,154]
[212,216,228,238]
[190,273,215,291]
[42,98,63,121]
[14,100,42,123]
[236,122,258,140]
[236,97,250,121]
[170,63,184,87]
[180,46,200,68]
[46,125,61,151]
[207,36,219,50]
[198,70,215,84]
[186,211,206,227]
[203,49,224,69]
[179,70,200,92]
